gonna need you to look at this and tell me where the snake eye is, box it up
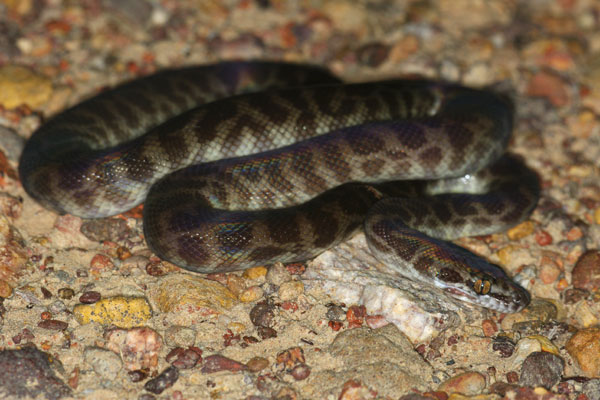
[474,279,491,295]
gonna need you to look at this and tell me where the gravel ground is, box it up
[1,0,600,399]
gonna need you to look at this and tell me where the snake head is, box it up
[439,268,531,313]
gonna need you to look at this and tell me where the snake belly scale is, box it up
[19,61,539,313]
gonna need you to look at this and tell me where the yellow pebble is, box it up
[239,285,264,303]
[594,207,600,225]
[227,322,246,334]
[0,65,52,109]
[242,266,268,280]
[527,335,560,355]
[507,221,535,240]
[73,296,152,328]
[496,245,518,265]
[0,280,12,298]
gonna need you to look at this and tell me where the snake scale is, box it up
[19,61,539,313]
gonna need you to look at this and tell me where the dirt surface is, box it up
[1,0,600,399]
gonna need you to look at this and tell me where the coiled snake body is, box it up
[19,62,539,313]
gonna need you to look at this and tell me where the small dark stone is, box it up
[80,218,135,242]
[572,250,600,291]
[145,262,167,276]
[249,301,275,328]
[399,395,432,400]
[170,348,202,369]
[37,319,68,331]
[144,366,179,394]
[0,347,72,400]
[128,369,149,382]
[492,337,516,358]
[257,326,277,340]
[562,288,590,304]
[326,304,346,322]
[519,351,565,389]
[40,287,52,299]
[79,291,101,304]
[357,42,390,67]
[57,288,75,300]
[201,355,247,374]
[138,394,156,400]
[290,363,311,380]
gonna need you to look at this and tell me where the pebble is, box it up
[144,366,179,395]
[326,304,346,322]
[84,347,122,380]
[290,363,311,381]
[571,250,600,291]
[438,371,486,396]
[583,380,600,400]
[507,221,535,240]
[573,301,599,328]
[519,351,565,389]
[356,42,390,67]
[0,126,25,162]
[509,336,552,369]
[338,379,377,400]
[89,254,115,273]
[73,296,152,328]
[37,319,68,331]
[166,347,202,369]
[249,301,275,328]
[276,347,305,371]
[78,290,101,304]
[566,327,600,377]
[57,288,75,300]
[128,369,148,382]
[266,262,292,285]
[164,325,196,348]
[0,280,12,298]
[257,326,277,340]
[246,356,269,372]
[226,274,246,297]
[492,336,516,358]
[104,327,162,371]
[0,65,53,109]
[239,285,264,303]
[152,274,237,317]
[0,347,72,399]
[242,266,268,280]
[526,71,570,107]
[278,280,304,301]
[201,354,248,374]
[80,218,135,242]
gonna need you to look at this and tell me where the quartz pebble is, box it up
[84,347,122,380]
[438,371,486,395]
[104,327,162,371]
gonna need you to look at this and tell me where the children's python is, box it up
[19,61,539,313]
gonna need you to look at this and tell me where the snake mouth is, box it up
[442,285,528,313]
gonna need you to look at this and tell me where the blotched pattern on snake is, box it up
[19,61,540,313]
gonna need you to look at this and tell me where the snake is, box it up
[19,61,539,313]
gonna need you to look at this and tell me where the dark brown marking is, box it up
[361,158,385,177]
[396,123,427,150]
[438,267,463,283]
[419,147,442,170]
[265,217,301,245]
